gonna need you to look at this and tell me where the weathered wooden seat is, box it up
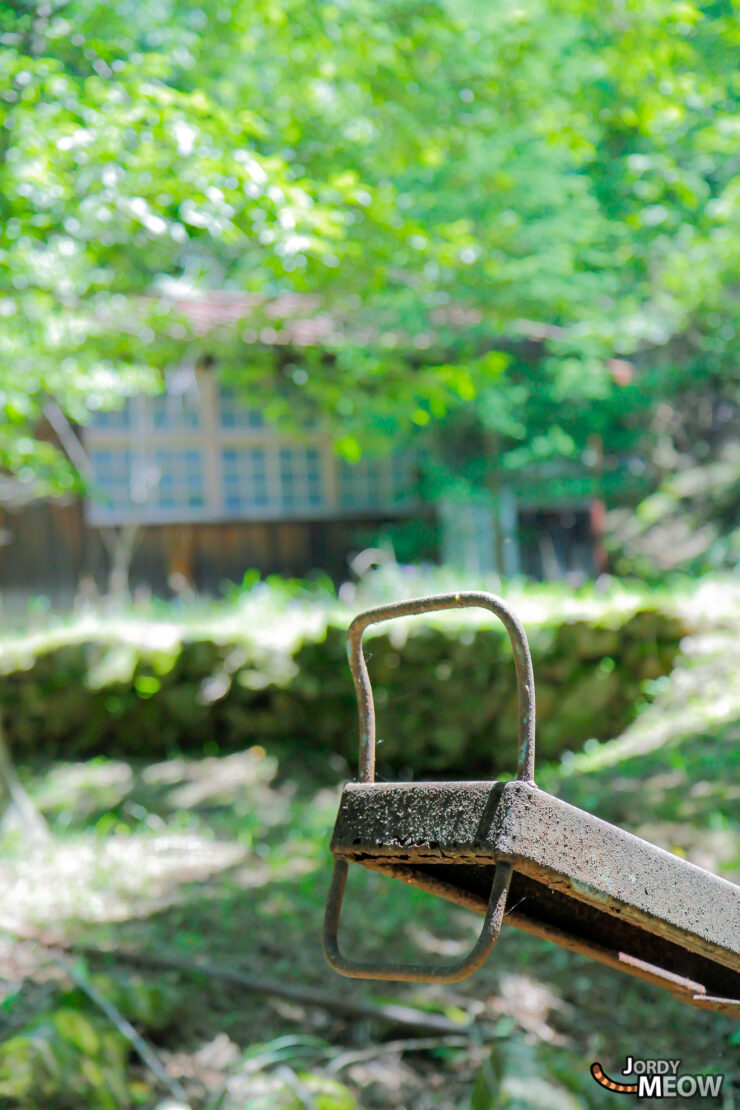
[323,592,740,1016]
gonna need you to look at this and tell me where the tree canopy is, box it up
[1,0,738,502]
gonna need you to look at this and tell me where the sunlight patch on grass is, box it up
[29,761,134,820]
[143,749,276,811]
[552,627,740,777]
[0,833,246,931]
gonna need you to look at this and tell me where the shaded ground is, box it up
[0,580,738,1108]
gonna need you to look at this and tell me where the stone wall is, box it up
[0,606,689,777]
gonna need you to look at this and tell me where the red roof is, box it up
[169,291,343,346]
[164,291,484,350]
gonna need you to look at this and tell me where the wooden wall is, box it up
[0,498,103,605]
[0,498,415,602]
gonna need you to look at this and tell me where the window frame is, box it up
[83,373,417,525]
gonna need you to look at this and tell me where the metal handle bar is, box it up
[323,857,514,982]
[323,591,535,983]
[347,590,536,783]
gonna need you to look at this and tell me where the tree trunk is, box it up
[104,521,141,599]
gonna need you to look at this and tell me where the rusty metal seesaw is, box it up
[322,591,740,1016]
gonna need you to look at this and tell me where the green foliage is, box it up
[472,1038,592,1109]
[209,1038,356,1110]
[0,1008,127,1108]
[607,443,740,575]
[0,970,176,1109]
[2,0,739,516]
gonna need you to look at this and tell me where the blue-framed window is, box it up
[88,403,133,431]
[150,393,202,431]
[279,447,324,510]
[338,453,416,510]
[151,449,205,511]
[89,448,134,513]
[218,386,264,429]
[84,376,417,523]
[222,447,273,512]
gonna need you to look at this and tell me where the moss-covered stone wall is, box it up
[0,605,689,777]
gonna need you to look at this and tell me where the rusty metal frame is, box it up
[330,780,740,1011]
[325,591,533,982]
[322,591,740,1014]
[346,592,535,784]
[324,857,514,983]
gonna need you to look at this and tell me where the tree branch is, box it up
[60,952,191,1106]
[1,925,474,1038]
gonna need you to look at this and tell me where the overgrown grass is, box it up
[0,564,715,664]
[0,575,738,1108]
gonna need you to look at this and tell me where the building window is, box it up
[389,454,416,503]
[89,403,132,431]
[150,392,202,431]
[88,448,133,515]
[218,386,264,429]
[84,374,417,524]
[279,447,324,511]
[152,449,205,512]
[338,458,381,510]
[339,453,415,511]
[222,447,273,512]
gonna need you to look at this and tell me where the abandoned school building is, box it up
[0,296,604,603]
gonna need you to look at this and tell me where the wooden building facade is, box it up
[0,366,603,606]
[0,370,422,604]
